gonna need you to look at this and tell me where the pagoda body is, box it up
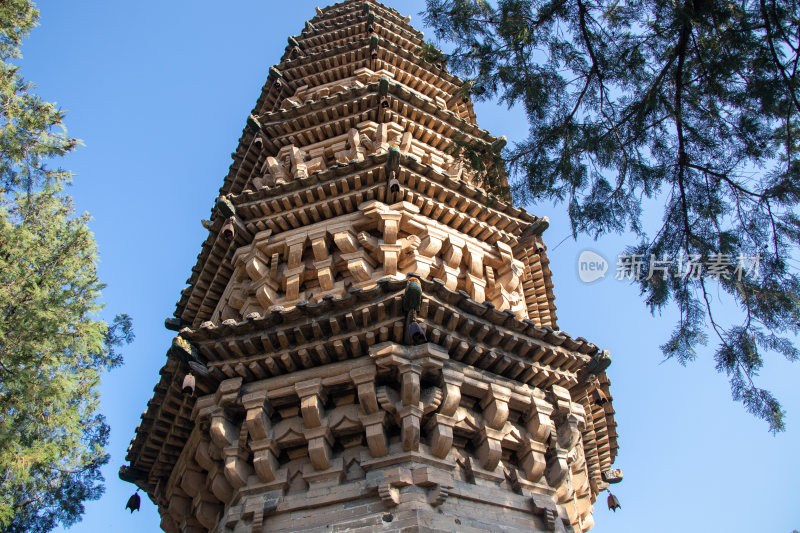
[121,2,619,532]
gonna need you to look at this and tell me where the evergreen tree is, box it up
[424,0,799,432]
[0,1,133,530]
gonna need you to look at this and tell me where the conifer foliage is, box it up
[0,1,133,530]
[425,0,799,431]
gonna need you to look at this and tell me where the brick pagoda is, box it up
[121,1,620,531]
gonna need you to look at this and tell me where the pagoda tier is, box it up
[122,1,618,532]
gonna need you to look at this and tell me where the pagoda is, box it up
[120,1,620,531]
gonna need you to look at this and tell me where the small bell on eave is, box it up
[125,491,141,513]
[388,178,400,194]
[182,373,196,396]
[221,218,235,240]
[607,492,621,512]
[592,388,608,405]
[408,321,427,345]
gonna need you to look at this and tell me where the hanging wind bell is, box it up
[125,490,141,513]
[221,217,235,240]
[607,491,621,512]
[408,321,427,345]
[592,388,608,405]
[181,373,196,396]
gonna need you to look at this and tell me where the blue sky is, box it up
[17,1,799,531]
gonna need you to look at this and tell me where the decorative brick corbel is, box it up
[532,497,555,532]
[250,439,281,483]
[244,249,270,282]
[376,210,402,245]
[206,378,251,490]
[195,439,234,503]
[531,496,574,532]
[504,467,523,494]
[254,278,281,310]
[545,447,570,488]
[520,393,554,483]
[475,426,504,472]
[279,145,324,179]
[215,377,242,408]
[305,426,335,471]
[396,361,423,451]
[377,483,400,507]
[308,229,335,291]
[464,246,487,302]
[244,491,281,532]
[209,412,248,489]
[480,383,511,430]
[495,241,524,293]
[351,366,378,414]
[194,498,223,531]
[551,385,585,452]
[369,467,413,508]
[242,391,279,483]
[426,370,457,457]
[351,366,389,457]
[413,467,454,507]
[473,383,511,471]
[379,242,402,275]
[426,414,456,458]
[283,235,307,301]
[457,456,476,484]
[332,228,376,282]
[370,342,449,452]
[179,468,205,499]
[264,155,289,184]
[167,494,191,524]
[363,411,389,457]
[295,378,333,470]
[296,378,326,427]
[439,235,465,291]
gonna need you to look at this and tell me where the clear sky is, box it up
[16,1,799,531]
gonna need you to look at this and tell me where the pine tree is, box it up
[0,1,133,530]
[424,0,800,432]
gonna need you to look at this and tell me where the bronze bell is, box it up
[125,491,141,513]
[273,78,283,90]
[222,218,235,240]
[388,178,400,193]
[607,492,621,512]
[380,96,389,108]
[253,136,263,148]
[182,373,196,396]
[592,388,608,405]
[408,321,427,345]
[367,25,375,33]
[371,50,378,60]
